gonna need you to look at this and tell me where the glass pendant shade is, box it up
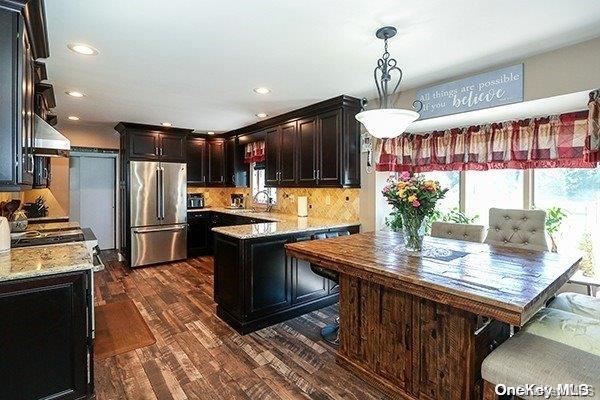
[355,109,419,139]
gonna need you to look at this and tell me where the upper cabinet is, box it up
[187,137,207,185]
[227,95,362,188]
[186,136,248,188]
[115,123,190,163]
[225,137,248,187]
[0,1,49,191]
[207,139,225,185]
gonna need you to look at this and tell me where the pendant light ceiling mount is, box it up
[356,26,421,139]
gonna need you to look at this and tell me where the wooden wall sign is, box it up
[416,64,524,119]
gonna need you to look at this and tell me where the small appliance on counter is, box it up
[229,194,245,209]
[187,193,205,209]
[0,217,10,254]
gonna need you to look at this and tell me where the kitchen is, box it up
[1,1,600,400]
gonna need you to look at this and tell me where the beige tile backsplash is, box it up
[188,187,360,222]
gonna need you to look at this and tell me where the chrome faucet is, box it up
[252,190,274,212]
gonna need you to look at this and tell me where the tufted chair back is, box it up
[484,208,548,251]
[430,222,485,243]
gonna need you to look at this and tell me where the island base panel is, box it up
[338,273,510,400]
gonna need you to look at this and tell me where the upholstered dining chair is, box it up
[484,208,549,251]
[430,221,485,243]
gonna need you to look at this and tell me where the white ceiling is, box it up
[44,0,600,139]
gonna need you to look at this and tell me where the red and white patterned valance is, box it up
[377,93,600,172]
[244,141,265,163]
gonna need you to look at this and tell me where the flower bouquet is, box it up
[382,172,448,252]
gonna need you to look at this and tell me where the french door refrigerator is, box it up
[129,161,187,267]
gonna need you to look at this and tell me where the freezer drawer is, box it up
[130,224,187,267]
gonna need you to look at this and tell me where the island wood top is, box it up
[285,231,582,326]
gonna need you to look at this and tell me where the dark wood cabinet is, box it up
[187,137,207,185]
[116,123,190,163]
[0,5,43,191]
[227,96,361,188]
[0,270,93,400]
[159,134,186,162]
[316,109,342,186]
[207,139,225,185]
[225,137,248,187]
[297,116,318,185]
[33,155,51,188]
[264,126,280,186]
[213,224,360,334]
[187,212,212,256]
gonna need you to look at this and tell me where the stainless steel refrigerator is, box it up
[129,161,187,267]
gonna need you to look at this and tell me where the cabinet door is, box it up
[0,272,90,400]
[33,156,49,188]
[264,126,280,186]
[187,212,212,256]
[187,138,207,185]
[129,131,160,160]
[245,237,291,317]
[20,26,35,186]
[317,109,342,186]
[296,116,317,186]
[225,137,248,187]
[279,121,297,185]
[207,140,225,185]
[159,134,186,162]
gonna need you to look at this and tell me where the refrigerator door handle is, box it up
[160,167,165,220]
[156,167,162,220]
[132,225,187,234]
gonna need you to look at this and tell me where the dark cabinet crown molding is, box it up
[1,0,50,59]
[114,122,194,135]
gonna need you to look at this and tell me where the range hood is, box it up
[33,114,70,157]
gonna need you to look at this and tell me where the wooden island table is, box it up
[285,231,582,400]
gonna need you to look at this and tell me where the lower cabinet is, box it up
[213,225,359,334]
[0,270,93,400]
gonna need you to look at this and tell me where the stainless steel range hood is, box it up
[33,114,70,157]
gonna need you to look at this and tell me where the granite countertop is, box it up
[0,242,94,282]
[205,208,360,239]
[26,221,80,232]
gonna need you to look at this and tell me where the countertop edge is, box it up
[212,221,361,239]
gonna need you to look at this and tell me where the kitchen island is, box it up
[210,209,359,334]
[0,242,95,400]
[285,231,582,400]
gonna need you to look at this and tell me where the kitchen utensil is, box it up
[0,217,10,253]
[9,210,28,232]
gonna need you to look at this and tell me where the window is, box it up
[422,171,460,214]
[533,167,600,276]
[465,169,524,226]
[251,163,276,204]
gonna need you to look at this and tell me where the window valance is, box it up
[377,91,600,172]
[244,141,265,163]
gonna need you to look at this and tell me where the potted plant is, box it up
[382,172,448,253]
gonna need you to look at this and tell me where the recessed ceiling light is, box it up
[67,43,99,56]
[253,87,271,94]
[255,113,268,118]
[161,122,172,127]
[207,131,215,135]
[66,91,85,98]
[68,116,80,121]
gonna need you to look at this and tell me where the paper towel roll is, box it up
[297,196,308,217]
[0,217,10,254]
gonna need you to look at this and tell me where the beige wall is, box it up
[360,36,600,231]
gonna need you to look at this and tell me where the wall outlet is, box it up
[325,195,331,205]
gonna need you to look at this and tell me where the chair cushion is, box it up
[482,331,600,399]
[484,208,548,251]
[522,307,600,356]
[549,292,600,321]
[430,221,485,243]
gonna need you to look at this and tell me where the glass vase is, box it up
[402,216,426,253]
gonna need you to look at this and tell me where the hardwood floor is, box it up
[94,251,388,400]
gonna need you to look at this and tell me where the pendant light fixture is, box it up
[356,26,421,139]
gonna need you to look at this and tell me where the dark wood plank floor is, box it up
[94,251,388,400]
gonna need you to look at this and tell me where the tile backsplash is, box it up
[188,187,360,222]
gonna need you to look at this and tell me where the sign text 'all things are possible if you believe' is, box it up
[415,64,524,119]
